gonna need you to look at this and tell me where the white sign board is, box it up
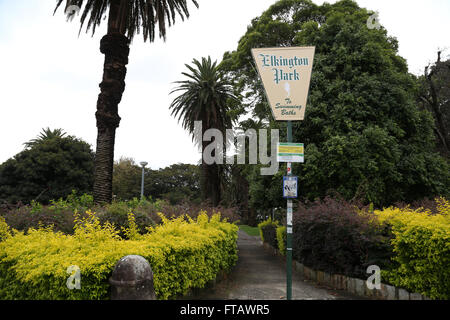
[251,46,315,121]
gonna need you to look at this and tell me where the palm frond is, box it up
[169,56,240,146]
[54,0,199,42]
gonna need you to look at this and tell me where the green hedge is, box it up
[0,211,238,300]
[258,197,450,299]
[276,226,286,256]
[374,199,450,300]
[257,218,279,249]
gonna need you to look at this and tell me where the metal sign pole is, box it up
[286,121,293,300]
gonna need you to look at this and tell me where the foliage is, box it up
[418,54,450,157]
[291,197,393,279]
[0,192,240,239]
[54,0,199,42]
[112,157,142,201]
[23,128,67,149]
[146,164,201,205]
[221,0,450,208]
[113,158,201,205]
[259,196,449,299]
[257,217,279,249]
[1,191,95,235]
[0,217,13,242]
[96,201,155,238]
[373,198,450,299]
[0,130,94,205]
[276,226,287,256]
[0,210,238,300]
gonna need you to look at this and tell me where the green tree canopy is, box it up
[0,129,94,204]
[112,158,200,204]
[221,0,449,207]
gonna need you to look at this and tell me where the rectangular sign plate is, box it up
[283,176,298,199]
[277,143,304,163]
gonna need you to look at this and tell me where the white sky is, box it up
[0,0,449,169]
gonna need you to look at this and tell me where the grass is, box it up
[239,225,260,237]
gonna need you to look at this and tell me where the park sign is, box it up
[251,46,315,121]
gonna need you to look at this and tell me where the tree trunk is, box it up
[201,138,221,207]
[210,163,221,207]
[93,0,130,204]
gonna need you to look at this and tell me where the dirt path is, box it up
[195,230,363,300]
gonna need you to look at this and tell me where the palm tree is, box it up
[54,0,199,204]
[24,128,67,149]
[169,57,238,206]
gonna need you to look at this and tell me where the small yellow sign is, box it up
[278,145,304,154]
[277,143,304,163]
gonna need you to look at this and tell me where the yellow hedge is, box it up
[0,210,238,300]
[374,198,450,299]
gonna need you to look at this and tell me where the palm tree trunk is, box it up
[93,0,130,204]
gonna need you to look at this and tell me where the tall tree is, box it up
[54,0,199,204]
[169,57,238,206]
[222,0,449,207]
[418,51,450,157]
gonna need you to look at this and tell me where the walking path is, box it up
[196,230,362,300]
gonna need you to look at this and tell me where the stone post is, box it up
[109,255,156,300]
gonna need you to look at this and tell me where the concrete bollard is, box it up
[109,255,156,300]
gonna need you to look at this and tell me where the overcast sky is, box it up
[0,0,449,169]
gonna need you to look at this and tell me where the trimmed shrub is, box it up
[257,218,279,249]
[0,210,238,300]
[276,226,286,256]
[374,198,450,300]
[292,197,393,279]
[96,202,155,238]
[0,216,13,242]
[1,205,77,235]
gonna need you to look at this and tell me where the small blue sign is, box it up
[283,176,298,199]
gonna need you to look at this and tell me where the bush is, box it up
[96,201,155,238]
[1,204,78,235]
[292,197,393,279]
[374,198,450,300]
[0,216,13,242]
[0,194,240,239]
[0,210,238,300]
[276,226,287,256]
[257,218,279,249]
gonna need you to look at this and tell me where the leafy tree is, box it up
[112,157,141,200]
[0,129,94,204]
[221,0,449,207]
[169,57,238,206]
[418,51,450,157]
[112,159,200,204]
[54,0,199,204]
[146,163,201,204]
